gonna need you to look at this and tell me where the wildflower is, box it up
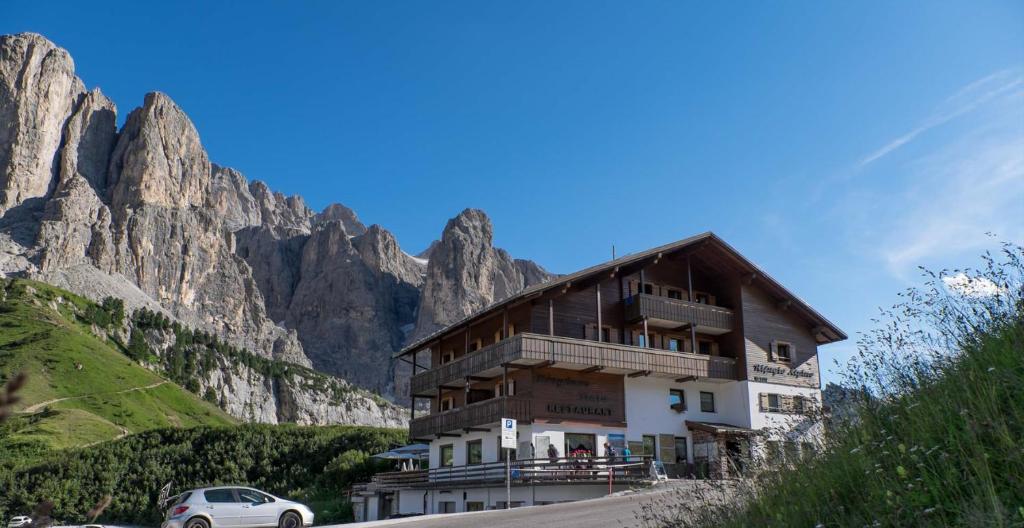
[850,447,862,454]
[923,507,936,515]
[987,367,995,372]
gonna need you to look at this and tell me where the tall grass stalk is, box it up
[640,242,1024,528]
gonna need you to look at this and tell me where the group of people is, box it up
[543,441,633,462]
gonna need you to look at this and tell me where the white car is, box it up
[160,487,314,528]
[6,517,31,528]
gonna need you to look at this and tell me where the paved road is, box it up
[341,481,734,528]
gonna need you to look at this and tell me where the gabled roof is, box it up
[398,232,846,357]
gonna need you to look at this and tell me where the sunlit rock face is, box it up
[0,32,552,412]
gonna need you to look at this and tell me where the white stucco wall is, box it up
[425,379,822,471]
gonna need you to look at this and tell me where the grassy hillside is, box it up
[0,279,234,459]
[640,244,1024,527]
[0,424,406,525]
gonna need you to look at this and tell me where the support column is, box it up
[548,299,554,336]
[410,351,418,421]
[642,317,649,348]
[596,284,602,342]
[503,308,509,340]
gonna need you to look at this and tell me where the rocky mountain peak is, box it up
[0,32,86,213]
[108,92,210,210]
[1,32,553,409]
[315,203,367,236]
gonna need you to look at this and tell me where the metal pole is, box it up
[506,448,511,509]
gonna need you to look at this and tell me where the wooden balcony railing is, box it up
[624,294,735,332]
[373,456,653,490]
[409,396,532,438]
[410,333,737,396]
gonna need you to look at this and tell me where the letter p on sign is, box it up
[501,418,517,449]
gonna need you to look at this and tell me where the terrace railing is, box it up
[373,456,653,491]
[410,333,737,396]
[624,293,735,332]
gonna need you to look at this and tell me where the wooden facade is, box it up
[399,233,845,438]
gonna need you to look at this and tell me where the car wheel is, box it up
[278,511,301,528]
[185,517,210,528]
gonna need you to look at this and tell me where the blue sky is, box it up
[7,1,1023,386]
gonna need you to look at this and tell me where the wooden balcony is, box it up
[409,396,532,439]
[624,293,735,334]
[373,456,653,490]
[410,333,737,397]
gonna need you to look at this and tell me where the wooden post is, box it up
[410,351,417,421]
[502,308,509,340]
[596,284,602,342]
[642,317,649,348]
[619,274,626,344]
[687,254,694,302]
[548,299,554,336]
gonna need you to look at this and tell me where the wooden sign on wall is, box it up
[530,367,625,424]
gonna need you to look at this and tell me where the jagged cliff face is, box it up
[0,33,552,414]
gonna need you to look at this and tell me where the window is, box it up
[674,437,688,464]
[698,340,712,355]
[668,338,681,352]
[767,393,781,412]
[695,293,710,304]
[565,433,596,457]
[642,435,656,458]
[699,391,716,413]
[204,489,236,503]
[438,502,456,513]
[469,339,481,352]
[236,489,272,504]
[466,440,482,465]
[441,351,454,364]
[440,397,454,411]
[642,283,654,295]
[637,334,647,348]
[776,342,792,362]
[465,502,484,512]
[601,327,611,342]
[494,330,502,343]
[495,381,515,397]
[439,444,454,467]
[793,395,806,414]
[668,389,686,411]
[667,289,683,300]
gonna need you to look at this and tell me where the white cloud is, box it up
[942,273,1005,297]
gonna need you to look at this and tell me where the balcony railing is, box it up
[624,294,735,332]
[410,396,532,439]
[373,456,653,490]
[410,333,737,396]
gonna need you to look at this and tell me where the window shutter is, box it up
[768,340,776,361]
[759,393,769,412]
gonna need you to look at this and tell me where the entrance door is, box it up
[725,439,747,475]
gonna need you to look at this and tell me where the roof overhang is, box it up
[396,232,846,357]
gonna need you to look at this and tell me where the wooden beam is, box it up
[652,252,663,265]
[531,360,555,370]
[438,384,462,391]
[675,376,698,383]
[463,427,489,433]
[548,299,554,336]
[580,365,604,373]
[560,281,573,294]
[777,300,792,311]
[466,375,491,382]
[743,273,758,286]
[609,265,620,278]
[627,370,651,378]
[596,284,602,342]
[437,433,461,438]
[502,362,530,370]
